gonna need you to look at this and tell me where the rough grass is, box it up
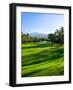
[21,42,64,77]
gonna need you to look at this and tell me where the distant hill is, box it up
[28,32,48,38]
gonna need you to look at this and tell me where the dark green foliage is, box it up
[48,33,55,43]
[21,33,48,43]
[48,26,64,44]
[22,33,32,43]
[22,26,64,44]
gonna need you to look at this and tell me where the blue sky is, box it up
[21,12,64,34]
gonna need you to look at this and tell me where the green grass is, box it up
[21,42,64,77]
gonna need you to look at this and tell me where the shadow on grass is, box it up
[22,43,57,49]
[22,67,48,77]
[22,47,55,62]
[22,59,64,77]
[34,66,64,77]
[21,43,64,77]
[22,48,64,66]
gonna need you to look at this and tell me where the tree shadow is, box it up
[21,43,64,77]
[22,43,55,49]
[22,67,48,77]
[22,47,55,61]
[22,58,64,77]
[22,48,64,66]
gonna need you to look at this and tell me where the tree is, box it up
[54,26,64,44]
[48,33,55,43]
[48,26,64,44]
[26,33,29,36]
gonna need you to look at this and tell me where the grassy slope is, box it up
[21,42,64,77]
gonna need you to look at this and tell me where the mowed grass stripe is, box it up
[22,57,64,77]
[21,42,64,77]
[22,48,63,66]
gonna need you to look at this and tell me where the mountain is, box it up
[29,32,48,38]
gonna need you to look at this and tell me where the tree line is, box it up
[22,26,64,44]
[22,33,48,43]
[48,26,64,44]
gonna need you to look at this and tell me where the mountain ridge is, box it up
[28,32,48,38]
